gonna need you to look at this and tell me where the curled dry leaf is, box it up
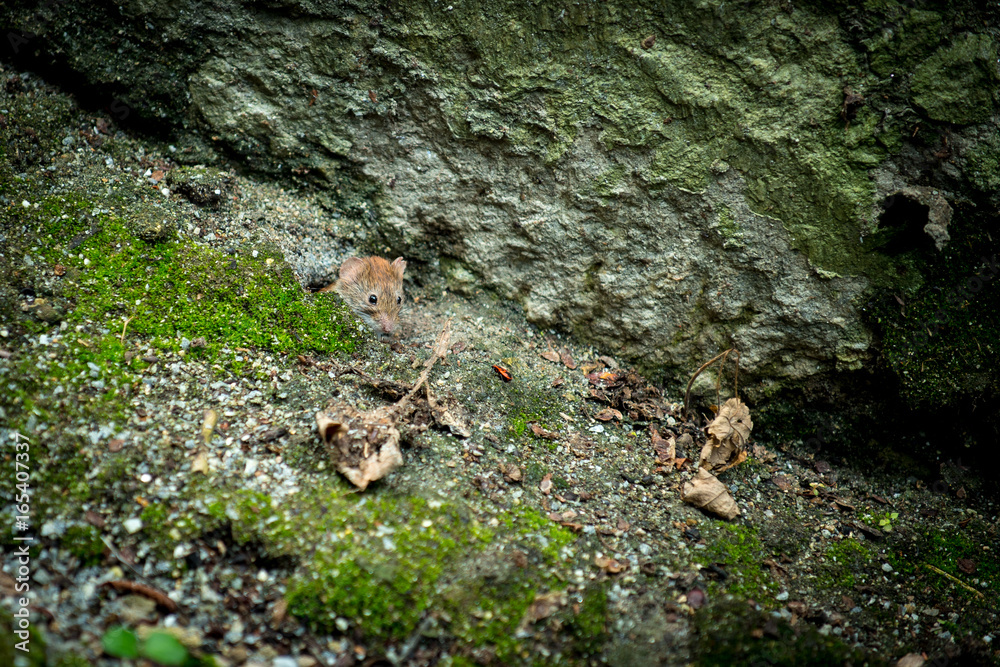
[650,424,676,464]
[540,473,553,495]
[559,348,576,370]
[202,408,218,445]
[540,349,560,363]
[594,407,622,422]
[530,423,559,440]
[707,398,753,446]
[522,591,567,625]
[681,468,739,520]
[500,463,523,483]
[700,397,753,473]
[316,320,453,490]
[594,556,625,574]
[191,449,209,475]
[316,404,403,491]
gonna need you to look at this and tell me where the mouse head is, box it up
[337,256,406,339]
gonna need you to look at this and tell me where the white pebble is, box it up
[123,518,143,534]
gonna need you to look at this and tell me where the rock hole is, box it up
[876,193,933,254]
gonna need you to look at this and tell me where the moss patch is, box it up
[702,523,779,605]
[693,599,889,667]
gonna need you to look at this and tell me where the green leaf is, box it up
[102,627,140,659]
[141,632,190,666]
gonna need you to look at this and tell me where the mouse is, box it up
[319,256,406,341]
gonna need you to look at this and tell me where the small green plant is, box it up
[878,512,899,532]
[101,627,203,666]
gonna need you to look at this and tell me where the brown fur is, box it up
[321,256,406,339]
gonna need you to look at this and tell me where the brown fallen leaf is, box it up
[895,653,926,667]
[559,348,576,370]
[191,450,210,475]
[751,443,776,463]
[594,556,625,574]
[271,598,289,628]
[594,407,622,422]
[85,510,106,529]
[316,320,452,490]
[530,423,559,440]
[957,558,976,575]
[500,463,523,483]
[650,424,676,464]
[551,377,565,388]
[522,591,567,625]
[771,475,793,491]
[540,473,553,495]
[579,360,603,375]
[681,468,739,520]
[699,398,752,473]
[540,348,560,363]
[707,397,753,446]
[54,263,66,276]
[107,438,124,453]
[201,409,218,445]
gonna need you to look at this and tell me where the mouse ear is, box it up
[339,257,365,283]
[391,257,407,278]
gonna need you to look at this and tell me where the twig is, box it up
[390,319,452,417]
[391,613,435,666]
[922,563,985,599]
[684,348,737,419]
[120,315,134,346]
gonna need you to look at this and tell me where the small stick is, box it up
[683,348,732,419]
[922,563,984,599]
[390,319,452,417]
[120,315,134,345]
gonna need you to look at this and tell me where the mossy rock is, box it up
[911,33,1000,125]
[165,166,233,209]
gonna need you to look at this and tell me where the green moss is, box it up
[702,523,779,604]
[694,599,888,667]
[911,33,999,124]
[816,538,873,592]
[62,524,106,566]
[19,194,358,358]
[568,585,609,655]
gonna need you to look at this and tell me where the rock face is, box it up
[4,0,997,397]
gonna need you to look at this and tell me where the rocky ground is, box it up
[1,67,999,667]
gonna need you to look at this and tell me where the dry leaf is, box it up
[500,464,523,483]
[594,408,622,422]
[681,468,739,519]
[957,558,976,574]
[594,556,625,574]
[751,443,776,463]
[54,263,66,276]
[771,475,793,491]
[895,654,926,667]
[107,438,124,453]
[522,591,567,625]
[579,361,602,375]
[316,405,403,491]
[540,349,560,363]
[540,473,553,495]
[650,424,675,464]
[202,409,218,445]
[530,423,559,440]
[707,398,753,446]
[191,450,209,475]
[700,398,753,473]
[559,349,576,370]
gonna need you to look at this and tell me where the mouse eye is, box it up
[368,294,377,305]
[396,296,402,305]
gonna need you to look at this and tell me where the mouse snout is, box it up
[378,314,396,334]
